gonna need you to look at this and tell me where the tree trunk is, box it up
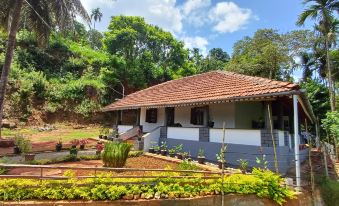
[0,0,24,137]
[326,37,336,111]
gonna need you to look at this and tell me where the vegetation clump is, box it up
[102,142,132,167]
[0,168,294,204]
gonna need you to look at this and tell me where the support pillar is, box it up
[293,95,301,189]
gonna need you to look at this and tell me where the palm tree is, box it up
[296,0,339,111]
[91,8,103,30]
[0,0,90,136]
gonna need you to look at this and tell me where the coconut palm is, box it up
[0,0,90,136]
[296,0,339,111]
[91,8,103,30]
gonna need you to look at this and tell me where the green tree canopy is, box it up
[103,16,188,88]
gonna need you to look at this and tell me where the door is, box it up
[165,107,175,126]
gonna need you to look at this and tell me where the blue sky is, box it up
[80,0,314,56]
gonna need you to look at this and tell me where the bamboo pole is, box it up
[267,104,279,173]
[305,119,315,206]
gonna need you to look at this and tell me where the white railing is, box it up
[143,127,161,151]
[167,127,200,141]
[209,129,261,146]
[117,125,134,134]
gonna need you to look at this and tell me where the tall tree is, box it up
[225,29,290,80]
[103,16,188,88]
[0,0,90,136]
[90,8,102,30]
[296,0,339,111]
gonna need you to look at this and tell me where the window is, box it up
[190,107,204,125]
[145,108,157,123]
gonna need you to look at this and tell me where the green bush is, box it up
[318,177,339,206]
[102,142,132,167]
[0,169,294,204]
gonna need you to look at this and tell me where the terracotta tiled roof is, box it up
[102,71,300,111]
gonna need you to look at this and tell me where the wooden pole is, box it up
[267,104,279,173]
[305,119,315,206]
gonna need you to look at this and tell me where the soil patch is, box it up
[7,155,179,177]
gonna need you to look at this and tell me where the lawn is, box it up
[2,124,100,143]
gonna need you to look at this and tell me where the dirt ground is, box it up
[0,138,97,156]
[7,155,179,176]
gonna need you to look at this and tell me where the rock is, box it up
[154,192,160,199]
[122,194,134,200]
[160,193,168,199]
[144,193,154,199]
[140,193,145,199]
[133,194,140,200]
[1,120,17,129]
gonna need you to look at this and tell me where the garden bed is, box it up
[6,155,180,176]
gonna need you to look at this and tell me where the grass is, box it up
[2,124,100,143]
[38,130,100,142]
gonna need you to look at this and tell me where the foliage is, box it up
[216,145,227,162]
[318,177,339,206]
[322,111,339,142]
[103,16,189,87]
[0,169,294,204]
[174,144,183,154]
[102,142,132,167]
[226,29,291,80]
[256,155,268,170]
[237,159,249,173]
[197,148,205,157]
[176,160,199,171]
[13,134,32,154]
[128,150,144,158]
[160,141,167,151]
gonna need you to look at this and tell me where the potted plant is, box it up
[96,141,104,155]
[175,144,183,159]
[182,152,189,160]
[238,159,249,174]
[148,141,156,153]
[154,145,160,154]
[168,148,176,157]
[55,139,62,152]
[70,139,79,148]
[197,148,205,164]
[186,152,192,161]
[160,141,167,156]
[13,145,21,154]
[216,145,227,169]
[79,139,88,150]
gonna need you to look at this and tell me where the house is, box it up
[102,71,315,175]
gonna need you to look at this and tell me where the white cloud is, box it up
[209,2,252,33]
[81,0,182,33]
[182,36,209,56]
[181,0,211,27]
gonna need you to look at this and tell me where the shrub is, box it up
[14,134,32,154]
[0,169,294,204]
[318,177,339,206]
[177,160,199,171]
[102,142,132,167]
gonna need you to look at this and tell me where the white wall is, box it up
[209,103,235,128]
[140,108,165,133]
[209,129,261,146]
[167,127,200,141]
[143,127,161,151]
[117,125,134,134]
[173,103,235,128]
[174,107,202,127]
